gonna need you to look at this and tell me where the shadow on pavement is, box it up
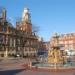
[0,69,25,75]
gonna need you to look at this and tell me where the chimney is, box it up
[2,8,6,23]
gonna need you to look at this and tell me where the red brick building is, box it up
[0,8,39,58]
[50,33,75,51]
[15,8,39,57]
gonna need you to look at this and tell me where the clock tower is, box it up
[17,8,32,33]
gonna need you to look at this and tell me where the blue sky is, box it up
[0,0,75,41]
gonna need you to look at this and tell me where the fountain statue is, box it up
[48,33,67,67]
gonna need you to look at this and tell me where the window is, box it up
[69,40,73,44]
[2,27,6,32]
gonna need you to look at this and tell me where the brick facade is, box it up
[50,33,75,50]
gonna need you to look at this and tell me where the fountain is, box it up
[48,33,67,68]
[31,33,75,70]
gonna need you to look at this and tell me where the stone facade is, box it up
[0,8,39,58]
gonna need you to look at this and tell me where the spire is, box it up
[22,8,31,23]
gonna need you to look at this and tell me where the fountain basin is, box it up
[32,61,75,69]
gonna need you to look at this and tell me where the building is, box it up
[50,33,75,51]
[0,8,39,58]
[0,8,16,57]
[59,33,75,50]
[16,8,39,57]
